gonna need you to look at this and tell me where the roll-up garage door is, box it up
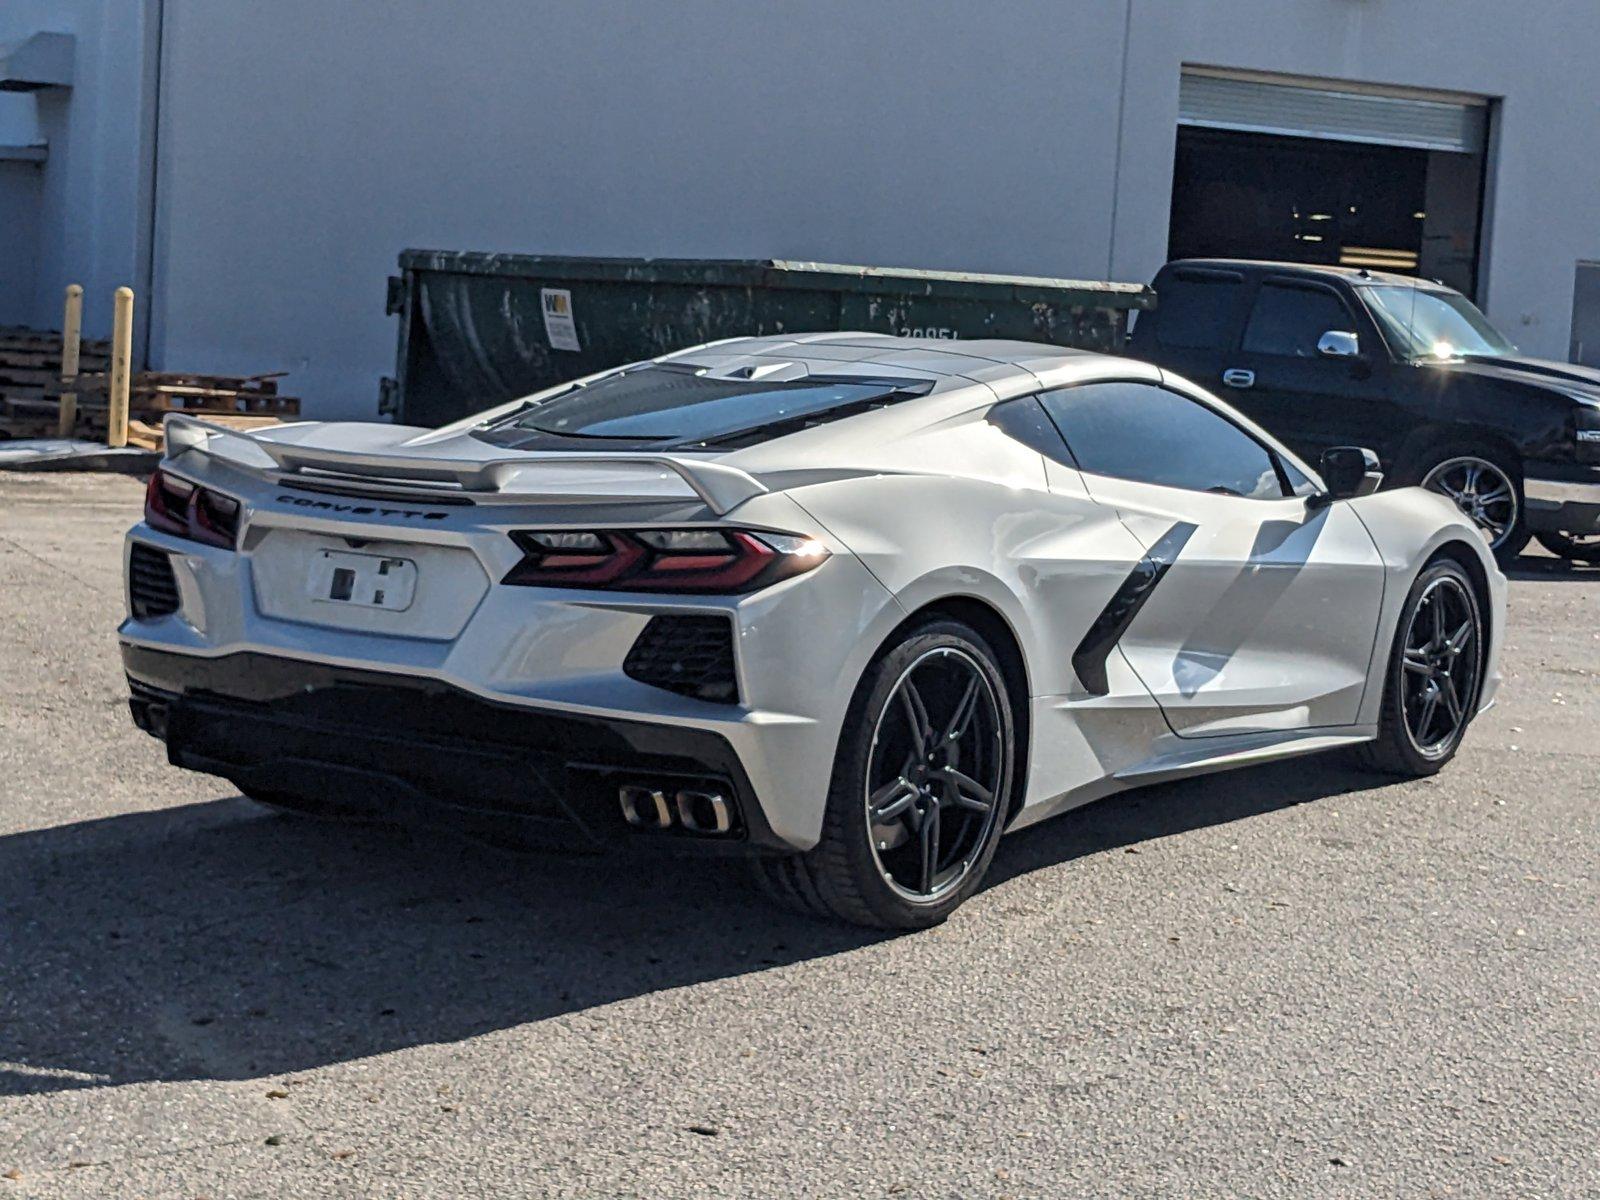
[1178,70,1487,154]
[1168,69,1492,297]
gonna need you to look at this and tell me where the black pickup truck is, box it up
[1127,259,1600,563]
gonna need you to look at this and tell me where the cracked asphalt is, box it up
[1,472,1596,1198]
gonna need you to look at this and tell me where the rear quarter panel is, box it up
[774,410,1146,700]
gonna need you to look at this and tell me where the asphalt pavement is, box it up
[1,472,1595,1198]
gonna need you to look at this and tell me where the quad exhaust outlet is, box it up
[617,784,733,836]
[617,785,673,830]
[674,789,733,835]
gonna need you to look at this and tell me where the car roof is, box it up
[1164,257,1436,289]
[656,332,1107,387]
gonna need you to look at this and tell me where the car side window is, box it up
[1036,381,1288,499]
[987,395,1080,467]
[1277,454,1321,498]
[1241,282,1355,358]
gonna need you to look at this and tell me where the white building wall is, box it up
[0,0,156,341]
[1107,0,1600,365]
[148,0,1134,416]
[3,1,1597,417]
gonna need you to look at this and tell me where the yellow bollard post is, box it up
[57,284,83,437]
[108,286,134,449]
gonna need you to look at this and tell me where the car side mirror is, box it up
[1315,446,1383,503]
[1318,330,1361,359]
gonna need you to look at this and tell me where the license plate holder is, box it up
[307,549,418,612]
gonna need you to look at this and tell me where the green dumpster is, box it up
[381,252,1154,427]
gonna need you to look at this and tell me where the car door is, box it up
[1216,277,1404,465]
[1035,377,1385,738]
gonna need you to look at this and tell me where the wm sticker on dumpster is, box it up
[541,288,582,352]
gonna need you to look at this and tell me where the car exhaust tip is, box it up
[674,789,733,835]
[618,785,672,830]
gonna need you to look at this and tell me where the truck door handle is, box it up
[1221,368,1255,389]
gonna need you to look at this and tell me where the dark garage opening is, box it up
[1167,93,1488,299]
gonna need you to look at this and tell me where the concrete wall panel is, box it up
[10,0,1593,417]
[0,0,154,340]
[151,0,1131,416]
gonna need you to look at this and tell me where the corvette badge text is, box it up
[275,495,448,521]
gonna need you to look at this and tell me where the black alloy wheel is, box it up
[1398,572,1482,760]
[864,647,1006,903]
[752,617,1016,929]
[1361,557,1485,776]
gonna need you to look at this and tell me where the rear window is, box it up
[1242,283,1354,358]
[1151,272,1246,349]
[482,363,924,447]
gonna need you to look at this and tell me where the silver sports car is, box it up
[120,335,1504,929]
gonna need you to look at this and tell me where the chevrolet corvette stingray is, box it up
[120,335,1504,928]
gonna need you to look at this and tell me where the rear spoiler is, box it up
[162,414,770,515]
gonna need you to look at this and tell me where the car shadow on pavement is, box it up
[1,756,1386,1096]
[989,754,1385,887]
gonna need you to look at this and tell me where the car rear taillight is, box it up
[502,528,828,593]
[144,468,240,549]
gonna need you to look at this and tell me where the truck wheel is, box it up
[752,618,1015,930]
[1413,448,1529,565]
[1533,531,1600,564]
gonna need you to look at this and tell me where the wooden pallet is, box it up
[147,390,299,416]
[0,330,110,387]
[0,329,100,435]
[138,371,285,392]
[0,349,111,372]
[0,335,301,438]
[2,395,105,440]
[0,366,74,388]
[125,413,285,452]
[0,327,111,357]
[46,372,300,417]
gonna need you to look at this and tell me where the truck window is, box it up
[1152,274,1245,349]
[1360,285,1516,361]
[1242,283,1353,358]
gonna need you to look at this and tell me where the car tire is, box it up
[1403,446,1529,566]
[1360,557,1485,778]
[752,617,1016,930]
[1533,530,1600,564]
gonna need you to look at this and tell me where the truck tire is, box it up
[1533,530,1600,564]
[1402,445,1529,565]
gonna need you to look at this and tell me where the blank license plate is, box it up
[307,549,417,611]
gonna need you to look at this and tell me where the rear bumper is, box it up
[119,503,905,850]
[123,645,790,855]
[1524,465,1600,533]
